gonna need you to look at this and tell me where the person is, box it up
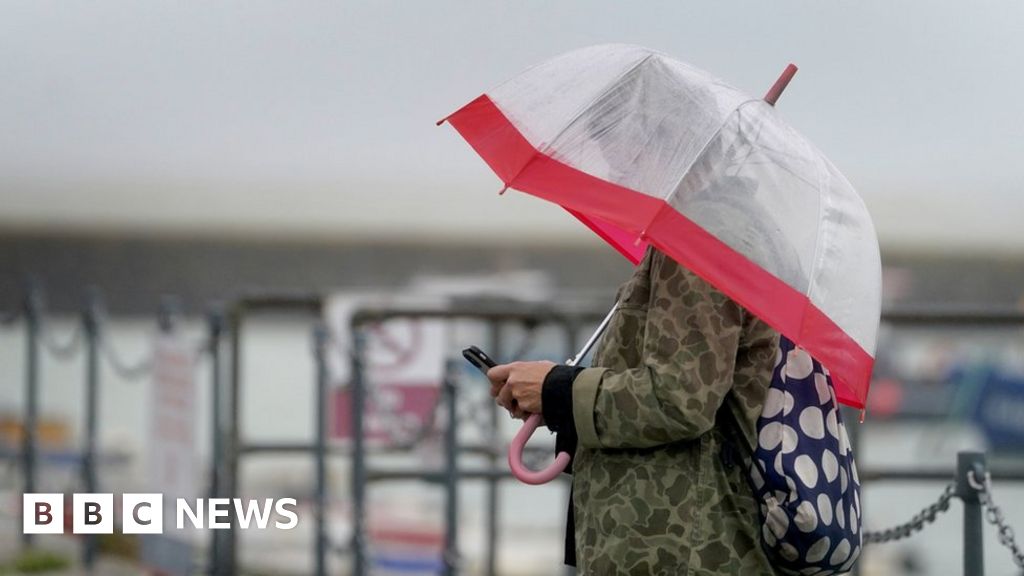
[487,245,782,575]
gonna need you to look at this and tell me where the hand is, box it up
[487,361,556,417]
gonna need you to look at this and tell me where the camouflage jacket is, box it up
[570,247,781,575]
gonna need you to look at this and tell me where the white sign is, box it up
[148,335,197,500]
[142,333,197,576]
[326,293,448,445]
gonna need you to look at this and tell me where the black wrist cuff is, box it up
[542,365,583,433]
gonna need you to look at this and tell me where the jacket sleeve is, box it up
[572,251,745,449]
[542,365,582,474]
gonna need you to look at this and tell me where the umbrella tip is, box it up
[435,117,447,126]
[764,63,798,106]
[499,185,509,195]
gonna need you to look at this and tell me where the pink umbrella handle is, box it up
[508,413,572,485]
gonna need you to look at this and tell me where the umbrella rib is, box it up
[726,104,771,172]
[498,53,656,194]
[803,146,832,305]
[616,108,679,184]
[725,109,820,189]
[641,99,761,236]
[535,53,656,158]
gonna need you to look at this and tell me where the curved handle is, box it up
[508,413,572,485]
[503,304,618,485]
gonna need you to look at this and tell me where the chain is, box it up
[101,335,154,381]
[862,482,957,544]
[970,469,1024,569]
[40,320,84,360]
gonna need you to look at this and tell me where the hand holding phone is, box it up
[463,345,569,485]
[463,345,521,413]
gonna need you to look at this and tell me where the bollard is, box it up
[82,288,103,569]
[312,323,329,576]
[22,279,42,548]
[956,451,986,576]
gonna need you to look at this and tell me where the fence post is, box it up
[223,302,243,576]
[206,304,226,575]
[956,451,986,576]
[350,327,368,576]
[312,322,329,576]
[22,279,42,548]
[81,287,102,569]
[443,360,460,576]
[484,320,501,576]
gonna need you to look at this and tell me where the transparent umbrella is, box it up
[441,44,881,483]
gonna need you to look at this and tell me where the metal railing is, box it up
[1,280,201,570]
[346,303,609,576]
[847,306,1024,576]
[861,452,1024,574]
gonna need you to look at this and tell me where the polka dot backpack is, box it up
[743,336,862,575]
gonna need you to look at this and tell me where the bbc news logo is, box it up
[24,494,298,534]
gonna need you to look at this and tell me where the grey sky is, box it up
[2,1,1022,253]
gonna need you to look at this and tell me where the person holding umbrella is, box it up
[489,245,781,574]
[443,45,881,575]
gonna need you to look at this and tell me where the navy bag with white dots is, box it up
[746,336,862,575]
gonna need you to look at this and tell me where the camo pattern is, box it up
[571,247,781,575]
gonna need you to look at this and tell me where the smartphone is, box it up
[464,346,520,411]
[462,345,497,375]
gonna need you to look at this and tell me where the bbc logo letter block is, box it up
[24,494,165,535]
[23,494,64,535]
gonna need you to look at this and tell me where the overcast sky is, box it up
[2,1,1022,253]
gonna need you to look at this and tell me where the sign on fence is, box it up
[141,333,198,576]
[326,294,447,446]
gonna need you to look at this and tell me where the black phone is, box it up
[464,345,519,410]
[462,345,497,375]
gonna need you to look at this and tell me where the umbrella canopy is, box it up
[441,44,881,409]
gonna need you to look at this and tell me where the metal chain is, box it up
[101,335,154,381]
[40,320,84,360]
[970,469,1024,569]
[862,482,957,544]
